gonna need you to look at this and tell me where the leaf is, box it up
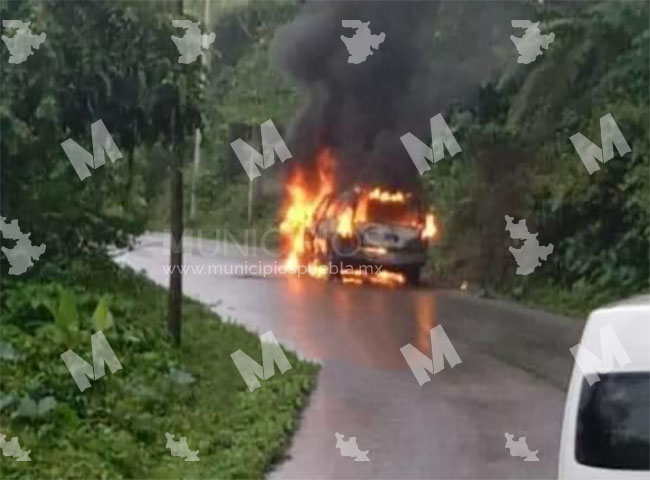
[36,323,68,345]
[57,403,81,428]
[57,289,80,332]
[14,395,57,418]
[0,340,21,361]
[38,396,58,416]
[15,396,38,418]
[0,393,17,411]
[41,297,58,321]
[168,368,196,386]
[91,296,114,331]
[126,382,156,399]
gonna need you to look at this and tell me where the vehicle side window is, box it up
[575,372,650,470]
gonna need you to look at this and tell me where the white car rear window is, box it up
[576,372,650,470]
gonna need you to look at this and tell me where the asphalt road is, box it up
[115,232,585,479]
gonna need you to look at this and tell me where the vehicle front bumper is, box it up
[334,247,426,269]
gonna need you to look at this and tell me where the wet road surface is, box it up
[115,233,585,479]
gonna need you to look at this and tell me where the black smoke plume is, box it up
[272,0,522,192]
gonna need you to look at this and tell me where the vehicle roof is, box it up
[595,294,650,312]
[581,294,650,373]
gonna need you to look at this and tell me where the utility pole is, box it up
[168,0,184,346]
[190,0,211,220]
[247,126,259,226]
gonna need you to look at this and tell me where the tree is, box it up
[426,1,649,309]
[0,0,204,332]
[167,0,187,345]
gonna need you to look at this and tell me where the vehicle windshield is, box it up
[575,372,650,470]
[363,199,421,227]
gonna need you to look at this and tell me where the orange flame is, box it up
[342,268,405,287]
[279,149,336,270]
[355,187,408,224]
[421,213,437,240]
[337,207,354,237]
[278,153,428,287]
[372,269,406,286]
[368,187,407,203]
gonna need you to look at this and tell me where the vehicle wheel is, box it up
[404,267,420,287]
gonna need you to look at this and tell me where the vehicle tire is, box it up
[404,266,420,287]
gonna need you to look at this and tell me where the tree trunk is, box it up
[168,132,183,345]
[168,0,184,346]
[190,129,201,221]
[189,0,211,221]
[247,125,260,226]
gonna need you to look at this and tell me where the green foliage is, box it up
[151,0,302,235]
[0,259,318,479]
[0,0,204,266]
[188,175,281,243]
[0,2,316,476]
[45,289,80,335]
[426,1,649,314]
[14,395,58,420]
[91,296,114,331]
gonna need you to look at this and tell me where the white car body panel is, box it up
[558,295,650,479]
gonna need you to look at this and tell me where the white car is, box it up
[559,295,650,479]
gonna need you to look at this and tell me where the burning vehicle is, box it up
[272,2,444,287]
[305,187,435,285]
[279,150,437,287]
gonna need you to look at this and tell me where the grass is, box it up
[506,279,630,319]
[0,258,318,479]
